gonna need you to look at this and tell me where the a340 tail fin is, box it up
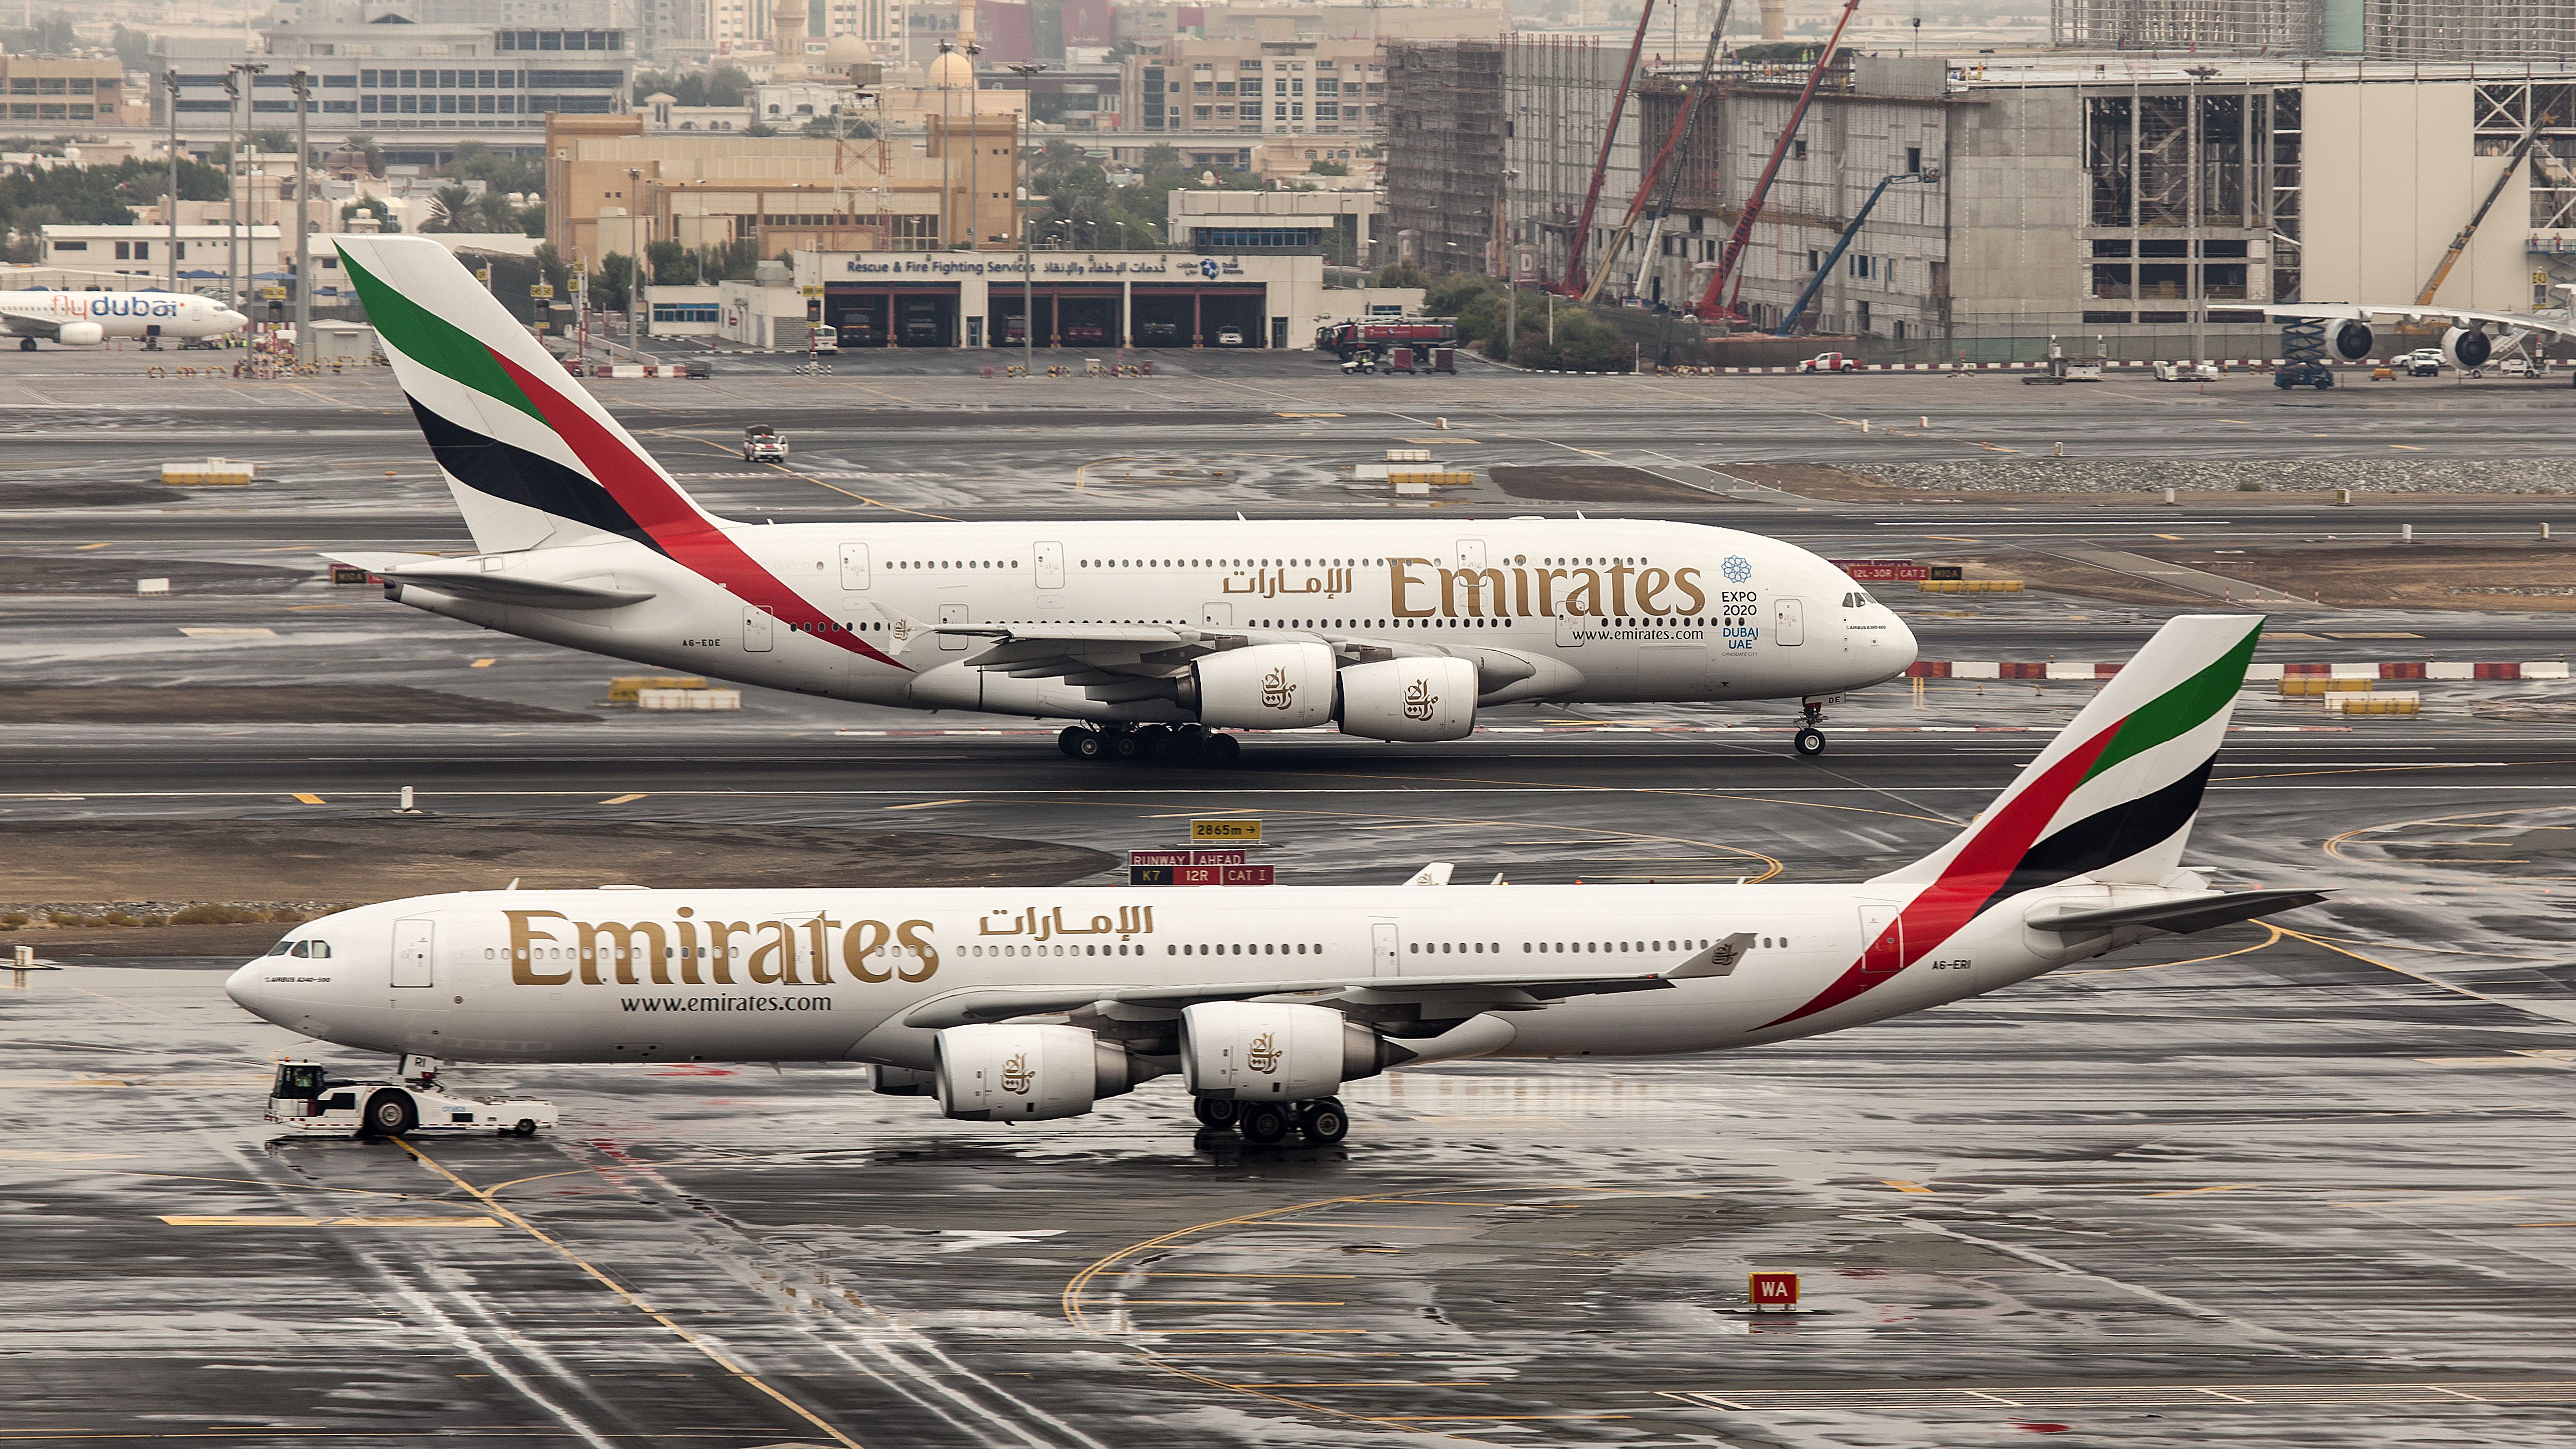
[1877,613,2264,893]
[335,234,724,554]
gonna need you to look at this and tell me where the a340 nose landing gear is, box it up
[1059,723,1241,765]
[1195,1094,1349,1146]
[1793,698,1829,757]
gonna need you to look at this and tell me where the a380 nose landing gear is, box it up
[1058,723,1242,765]
[1793,698,1829,757]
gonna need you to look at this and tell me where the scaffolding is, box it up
[2052,0,2319,51]
[2056,0,2576,58]
[1505,35,1642,291]
[1382,40,1506,274]
[2369,0,2576,60]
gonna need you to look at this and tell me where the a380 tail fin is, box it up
[335,235,724,554]
[1877,613,2263,893]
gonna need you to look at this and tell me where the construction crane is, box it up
[2415,129,2539,306]
[1559,0,1658,298]
[1772,168,1937,334]
[1693,0,1863,322]
[1580,0,1735,307]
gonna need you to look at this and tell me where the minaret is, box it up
[773,0,811,79]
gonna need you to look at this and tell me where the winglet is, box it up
[1663,932,1757,980]
[1403,862,1454,887]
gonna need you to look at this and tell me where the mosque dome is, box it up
[928,46,974,88]
[823,33,870,68]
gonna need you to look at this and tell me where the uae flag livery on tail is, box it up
[335,235,903,670]
[1767,614,2264,1028]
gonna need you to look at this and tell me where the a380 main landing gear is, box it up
[1793,698,1829,758]
[1194,1094,1349,1146]
[1058,723,1241,765]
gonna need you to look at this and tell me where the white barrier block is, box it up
[136,578,169,596]
[2524,661,2570,679]
[2045,662,2095,680]
[2244,663,2285,681]
[1951,661,2001,679]
[2328,662,2376,679]
[2426,661,2474,680]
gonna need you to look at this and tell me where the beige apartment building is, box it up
[545,111,1021,267]
[0,56,142,129]
[1124,35,1385,139]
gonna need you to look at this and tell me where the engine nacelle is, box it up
[1335,656,1477,742]
[55,321,102,347]
[1180,1001,1393,1102]
[870,1065,937,1097]
[2442,325,2493,370]
[1183,640,1336,729]
[2323,318,2374,362]
[933,1024,1143,1121]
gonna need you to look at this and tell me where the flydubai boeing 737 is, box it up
[0,288,244,349]
[227,614,2323,1147]
[324,235,1913,759]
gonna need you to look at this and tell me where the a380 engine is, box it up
[2442,325,2494,371]
[55,322,102,347]
[2324,318,2375,362]
[1179,1001,1398,1102]
[1181,645,1481,743]
[931,1024,1151,1121]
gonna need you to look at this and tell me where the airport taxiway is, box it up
[7,351,2576,1446]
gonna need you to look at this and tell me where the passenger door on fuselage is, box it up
[938,601,969,650]
[1371,920,1400,978]
[391,918,436,989]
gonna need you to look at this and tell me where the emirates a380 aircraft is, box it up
[325,236,1914,758]
[228,615,2323,1147]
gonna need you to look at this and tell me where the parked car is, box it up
[2397,348,2443,377]
[1796,351,1860,373]
[2500,355,2535,377]
[1216,328,1245,347]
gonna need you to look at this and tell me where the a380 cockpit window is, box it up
[264,939,332,958]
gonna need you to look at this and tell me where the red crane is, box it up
[1558,0,1657,298]
[1693,0,1863,321]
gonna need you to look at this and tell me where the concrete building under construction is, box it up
[2052,0,2576,62]
[1386,45,2576,357]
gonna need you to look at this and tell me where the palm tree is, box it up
[422,183,472,233]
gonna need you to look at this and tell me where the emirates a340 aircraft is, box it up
[227,615,2323,1147]
[325,236,1914,759]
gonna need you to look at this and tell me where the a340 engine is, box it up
[1178,642,1480,743]
[878,1002,1401,1123]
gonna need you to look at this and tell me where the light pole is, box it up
[1499,167,1520,354]
[291,68,310,367]
[937,41,955,247]
[1007,61,1043,368]
[625,166,642,352]
[963,41,983,249]
[163,70,179,303]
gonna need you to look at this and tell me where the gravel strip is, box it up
[1863,458,2576,494]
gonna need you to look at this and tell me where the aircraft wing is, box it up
[900,933,1760,1029]
[322,550,658,611]
[2262,303,2576,339]
[0,314,63,341]
[870,604,1548,700]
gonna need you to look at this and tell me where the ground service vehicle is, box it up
[2276,361,2336,389]
[743,425,787,461]
[1797,352,1860,373]
[2399,349,2443,377]
[1319,318,1457,361]
[227,616,2324,1149]
[1216,327,1245,347]
[807,323,839,354]
[264,1059,559,1139]
[2153,361,2221,381]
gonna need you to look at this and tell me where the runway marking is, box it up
[75,541,110,550]
[2062,925,2283,975]
[2391,444,2423,450]
[291,792,325,804]
[2145,1185,2255,1198]
[598,793,646,805]
[395,1140,869,1449]
[470,657,496,668]
[883,797,968,810]
[1882,1179,1937,1194]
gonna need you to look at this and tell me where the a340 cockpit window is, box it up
[265,939,333,958]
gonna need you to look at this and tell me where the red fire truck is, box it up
[1318,318,1456,361]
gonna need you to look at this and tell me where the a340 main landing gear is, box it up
[1793,697,1830,757]
[1194,1094,1350,1146]
[1059,723,1241,765]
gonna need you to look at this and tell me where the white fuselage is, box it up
[0,290,247,344]
[393,517,1915,722]
[224,877,2152,1070]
